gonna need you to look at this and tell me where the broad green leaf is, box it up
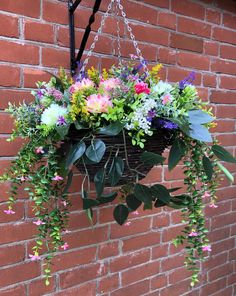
[140,151,166,166]
[168,187,181,193]
[108,157,124,186]
[168,195,189,209]
[94,168,106,197]
[212,145,236,163]
[168,139,185,171]
[189,124,212,142]
[86,139,106,163]
[202,156,213,180]
[98,122,124,136]
[126,194,142,211]
[86,208,93,224]
[188,110,214,124]
[66,141,86,169]
[62,170,73,194]
[134,184,152,203]
[113,204,129,225]
[74,122,87,130]
[97,192,118,204]
[143,201,153,210]
[154,199,166,208]
[217,162,234,183]
[151,184,171,203]
[55,125,69,139]
[83,198,99,210]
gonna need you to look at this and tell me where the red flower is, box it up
[134,82,150,95]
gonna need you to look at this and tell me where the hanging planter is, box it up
[1,0,236,288]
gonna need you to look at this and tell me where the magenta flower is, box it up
[188,231,198,237]
[134,82,150,95]
[124,221,131,227]
[57,116,67,126]
[209,203,218,209]
[47,88,63,101]
[202,245,212,252]
[202,191,211,199]
[161,94,173,105]
[33,219,46,226]
[4,209,15,215]
[61,242,69,250]
[29,253,41,261]
[52,175,64,181]
[132,211,139,216]
[35,147,45,154]
[86,94,113,114]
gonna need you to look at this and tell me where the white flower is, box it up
[152,80,173,95]
[41,104,68,127]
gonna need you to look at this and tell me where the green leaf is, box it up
[168,187,181,193]
[217,162,234,184]
[168,139,185,171]
[86,139,106,163]
[126,194,142,211]
[62,170,73,194]
[151,184,171,203]
[98,122,124,136]
[74,122,87,130]
[143,201,153,210]
[83,198,99,210]
[94,168,106,197]
[55,125,70,139]
[188,110,214,124]
[97,192,118,204]
[189,124,212,142]
[202,156,213,180]
[65,141,86,169]
[212,145,236,163]
[113,204,129,225]
[154,199,166,208]
[108,157,124,186]
[140,151,166,166]
[134,184,152,203]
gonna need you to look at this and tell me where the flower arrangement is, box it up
[1,58,235,286]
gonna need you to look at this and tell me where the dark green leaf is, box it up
[154,199,166,208]
[126,194,142,211]
[66,141,86,169]
[74,122,87,130]
[143,201,153,210]
[113,204,129,225]
[98,192,118,204]
[202,155,213,180]
[86,139,106,163]
[168,187,181,193]
[217,162,234,183]
[188,110,214,124]
[134,184,152,203]
[212,145,236,163]
[108,157,124,186]
[151,184,171,203]
[189,124,212,142]
[62,170,73,194]
[98,122,124,136]
[140,151,165,166]
[83,198,99,210]
[168,139,185,171]
[55,125,69,139]
[94,168,106,197]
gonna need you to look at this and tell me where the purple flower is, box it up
[154,118,178,130]
[57,116,67,126]
[179,71,196,90]
[147,109,156,122]
[36,89,45,98]
[4,209,15,215]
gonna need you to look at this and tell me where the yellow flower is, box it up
[102,68,109,80]
[87,66,100,84]
[150,63,163,82]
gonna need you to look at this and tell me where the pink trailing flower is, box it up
[33,219,46,226]
[35,147,45,154]
[162,94,173,105]
[61,200,68,207]
[4,209,15,215]
[61,242,69,250]
[70,78,94,93]
[99,78,120,92]
[20,176,28,182]
[124,221,131,226]
[29,253,41,261]
[86,94,113,113]
[52,175,64,181]
[202,245,212,252]
[130,54,138,60]
[134,82,150,95]
[188,231,198,237]
[132,211,139,216]
[202,191,211,199]
[209,203,218,209]
[47,88,63,101]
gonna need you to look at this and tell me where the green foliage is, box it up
[85,139,106,163]
[168,138,186,171]
[113,204,129,225]
[140,151,165,166]
[212,145,236,163]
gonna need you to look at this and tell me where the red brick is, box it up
[160,279,190,296]
[143,0,169,8]
[0,14,18,37]
[204,41,219,56]
[98,274,119,294]
[152,212,170,228]
[110,280,150,296]
[209,263,234,281]
[0,244,25,267]
[215,0,236,13]
[0,261,40,288]
[164,165,184,181]
[0,137,24,157]
[0,90,32,110]
[168,266,191,284]
[170,33,203,53]
[158,47,176,65]
[0,0,40,17]
[122,232,161,252]
[212,237,235,255]
[220,75,236,90]
[42,48,69,68]
[172,0,205,19]
[210,90,236,104]
[213,27,236,45]
[203,253,228,270]
[25,20,54,44]
[223,13,236,30]
[158,12,176,30]
[162,225,184,242]
[98,241,119,259]
[0,40,39,65]
[43,0,68,25]
[178,17,211,38]
[200,278,227,296]
[23,68,51,88]
[208,227,231,243]
[212,120,235,133]
[212,59,236,75]
[0,285,26,296]
[0,65,20,87]
[150,274,167,290]
[28,277,56,296]
[151,245,168,259]
[168,68,201,84]
[216,105,236,118]
[0,202,24,223]
[206,8,221,24]
[178,52,210,70]
[0,112,14,134]
[55,281,97,296]
[203,74,217,87]
[220,45,236,60]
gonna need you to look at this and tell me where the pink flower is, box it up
[99,78,120,92]
[33,219,46,226]
[47,88,63,100]
[188,231,198,237]
[134,82,150,95]
[35,147,44,154]
[132,211,139,216]
[4,209,15,215]
[64,230,71,234]
[202,245,212,252]
[61,200,68,207]
[86,94,113,113]
[52,175,64,181]
[20,176,27,182]
[202,191,211,199]
[209,203,218,209]
[29,253,41,261]
[130,54,138,60]
[61,242,69,250]
[70,78,94,93]
[161,94,173,105]
[124,221,131,226]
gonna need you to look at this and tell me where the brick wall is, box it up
[0,0,236,295]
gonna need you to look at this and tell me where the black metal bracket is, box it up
[68,0,102,76]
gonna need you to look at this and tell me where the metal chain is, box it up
[115,1,122,64]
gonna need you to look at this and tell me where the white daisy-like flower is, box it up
[41,103,68,127]
[152,80,173,95]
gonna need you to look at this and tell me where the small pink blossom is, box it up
[134,82,150,95]
[202,245,212,252]
[132,211,139,216]
[61,242,69,250]
[86,94,113,113]
[29,253,41,261]
[33,219,46,226]
[61,200,68,207]
[130,54,138,60]
[202,191,211,199]
[64,230,71,234]
[99,78,120,92]
[4,209,15,215]
[47,88,63,100]
[209,203,218,209]
[52,175,64,181]
[35,147,45,154]
[161,94,173,105]
[124,221,131,226]
[70,78,94,93]
[188,231,198,237]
